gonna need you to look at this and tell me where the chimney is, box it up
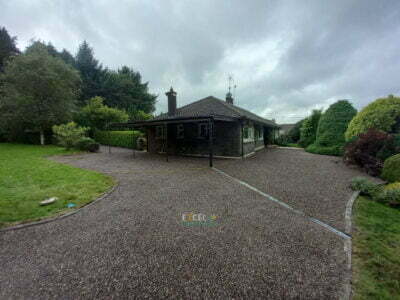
[226,92,233,104]
[166,87,177,116]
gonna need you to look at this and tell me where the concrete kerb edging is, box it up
[342,190,360,300]
[0,183,119,233]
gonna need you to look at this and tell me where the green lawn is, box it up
[0,143,114,228]
[353,196,400,300]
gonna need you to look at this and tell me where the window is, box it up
[198,123,209,139]
[243,125,254,142]
[255,127,263,140]
[156,126,166,139]
[177,124,184,139]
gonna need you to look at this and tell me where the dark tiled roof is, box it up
[154,96,277,127]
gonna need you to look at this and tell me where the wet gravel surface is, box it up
[215,148,376,232]
[1,147,348,299]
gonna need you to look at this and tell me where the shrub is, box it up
[386,182,400,190]
[136,137,147,151]
[94,130,143,149]
[306,144,343,156]
[52,122,88,149]
[344,129,392,176]
[299,110,322,147]
[308,100,357,155]
[350,177,382,197]
[375,188,400,207]
[275,134,290,146]
[74,96,129,131]
[381,154,400,183]
[75,137,100,152]
[345,95,400,140]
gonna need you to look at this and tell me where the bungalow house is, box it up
[119,88,278,164]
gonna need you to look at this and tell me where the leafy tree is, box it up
[130,110,153,121]
[0,45,81,144]
[307,100,357,155]
[101,66,157,116]
[74,96,129,131]
[26,41,75,67]
[75,41,105,105]
[0,27,20,72]
[345,95,400,140]
[299,109,322,147]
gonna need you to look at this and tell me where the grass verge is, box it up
[352,196,400,299]
[0,143,114,228]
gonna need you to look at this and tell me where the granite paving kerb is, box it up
[0,147,358,299]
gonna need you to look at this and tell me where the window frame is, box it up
[198,123,209,139]
[155,125,166,139]
[177,124,184,139]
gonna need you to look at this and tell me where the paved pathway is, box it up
[0,147,366,299]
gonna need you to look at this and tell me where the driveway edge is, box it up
[342,191,360,300]
[0,183,119,233]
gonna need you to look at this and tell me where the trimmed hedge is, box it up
[94,130,143,149]
[306,144,343,156]
[381,154,400,183]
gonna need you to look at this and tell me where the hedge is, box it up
[306,144,343,156]
[94,130,143,149]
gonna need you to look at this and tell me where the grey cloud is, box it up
[1,0,400,123]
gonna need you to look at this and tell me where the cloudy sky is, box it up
[2,0,400,123]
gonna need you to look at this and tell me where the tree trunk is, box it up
[40,130,45,145]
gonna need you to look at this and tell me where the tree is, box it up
[286,119,305,143]
[101,66,157,116]
[308,100,357,154]
[75,41,104,105]
[0,27,20,72]
[0,45,81,145]
[25,41,75,67]
[74,96,129,131]
[345,95,400,140]
[299,109,322,147]
[59,49,75,66]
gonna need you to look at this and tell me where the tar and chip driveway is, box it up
[0,147,370,299]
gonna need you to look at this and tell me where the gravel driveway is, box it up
[0,147,354,299]
[215,147,372,232]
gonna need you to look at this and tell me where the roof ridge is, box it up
[176,96,215,111]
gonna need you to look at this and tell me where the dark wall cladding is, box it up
[146,120,266,157]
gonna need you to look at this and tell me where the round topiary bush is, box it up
[345,95,400,141]
[308,100,357,155]
[381,154,400,183]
